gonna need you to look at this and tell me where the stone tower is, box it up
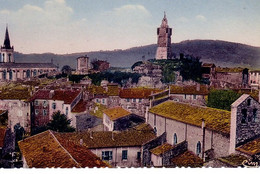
[1,26,14,63]
[77,55,89,74]
[155,12,172,60]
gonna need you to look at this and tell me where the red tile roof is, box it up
[18,130,109,168]
[0,128,6,148]
[30,89,81,104]
[170,85,209,95]
[236,137,260,156]
[119,88,162,99]
[103,106,131,121]
[150,143,174,156]
[71,99,88,113]
[171,151,204,167]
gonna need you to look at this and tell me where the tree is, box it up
[207,89,241,111]
[47,111,75,132]
[61,65,72,75]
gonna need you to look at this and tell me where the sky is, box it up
[0,0,259,54]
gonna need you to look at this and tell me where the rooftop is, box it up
[217,154,248,167]
[150,143,174,156]
[236,137,260,156]
[0,62,57,69]
[171,151,203,168]
[87,85,119,96]
[71,99,88,113]
[0,88,31,100]
[18,130,109,168]
[53,125,156,149]
[149,101,231,135]
[103,106,131,121]
[216,67,245,73]
[170,85,209,95]
[119,88,162,99]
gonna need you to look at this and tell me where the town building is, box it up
[170,84,209,106]
[0,27,58,81]
[119,88,162,117]
[30,89,82,128]
[76,55,89,74]
[91,60,110,72]
[249,70,260,89]
[18,130,109,168]
[155,12,172,60]
[103,106,144,131]
[53,124,156,167]
[146,94,260,164]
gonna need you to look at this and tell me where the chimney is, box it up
[80,139,83,145]
[90,131,93,139]
[196,83,200,91]
[49,90,54,98]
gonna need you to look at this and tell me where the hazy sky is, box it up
[0,0,259,54]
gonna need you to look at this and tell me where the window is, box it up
[66,107,69,116]
[247,99,251,106]
[153,127,157,134]
[193,95,197,100]
[102,151,112,161]
[43,100,47,107]
[133,99,136,103]
[122,150,128,160]
[196,141,201,155]
[3,70,6,80]
[35,100,39,106]
[102,99,105,104]
[35,109,39,115]
[9,71,12,80]
[127,98,130,102]
[96,99,99,103]
[26,70,30,78]
[241,109,247,123]
[173,133,177,145]
[253,109,258,122]
[139,99,142,103]
[184,94,187,99]
[137,152,141,160]
[43,110,47,116]
[52,103,56,109]
[33,70,37,76]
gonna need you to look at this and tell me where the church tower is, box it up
[155,12,172,60]
[1,26,14,63]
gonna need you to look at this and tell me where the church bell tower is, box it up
[155,12,172,60]
[1,26,14,63]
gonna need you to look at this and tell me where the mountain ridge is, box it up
[13,40,260,69]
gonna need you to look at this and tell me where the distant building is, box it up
[249,70,260,89]
[155,12,172,60]
[91,60,110,72]
[0,27,58,81]
[76,55,89,74]
[18,130,109,168]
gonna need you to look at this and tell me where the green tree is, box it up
[207,90,241,111]
[47,111,75,132]
[61,65,72,75]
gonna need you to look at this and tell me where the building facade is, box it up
[76,55,89,74]
[0,27,58,81]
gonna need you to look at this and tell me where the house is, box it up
[119,88,162,117]
[146,94,260,164]
[18,130,109,168]
[53,124,156,167]
[103,106,144,131]
[30,89,82,128]
[249,70,260,89]
[170,84,209,106]
[201,63,216,84]
[0,88,31,132]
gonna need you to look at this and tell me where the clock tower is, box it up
[155,12,172,60]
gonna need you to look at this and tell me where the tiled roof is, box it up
[149,101,231,135]
[87,85,119,96]
[103,106,131,121]
[0,127,6,148]
[0,63,57,69]
[170,85,209,95]
[71,99,88,113]
[216,67,244,73]
[217,154,248,167]
[171,151,203,167]
[150,143,174,156]
[30,89,81,104]
[236,137,260,156]
[18,130,109,168]
[119,88,162,99]
[231,94,250,108]
[53,126,156,149]
[0,89,31,100]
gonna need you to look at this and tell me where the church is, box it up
[0,27,58,81]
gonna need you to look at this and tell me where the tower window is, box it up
[253,109,258,122]
[247,99,251,106]
[173,133,177,145]
[196,141,201,155]
[241,109,247,123]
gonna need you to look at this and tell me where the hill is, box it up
[13,40,260,69]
